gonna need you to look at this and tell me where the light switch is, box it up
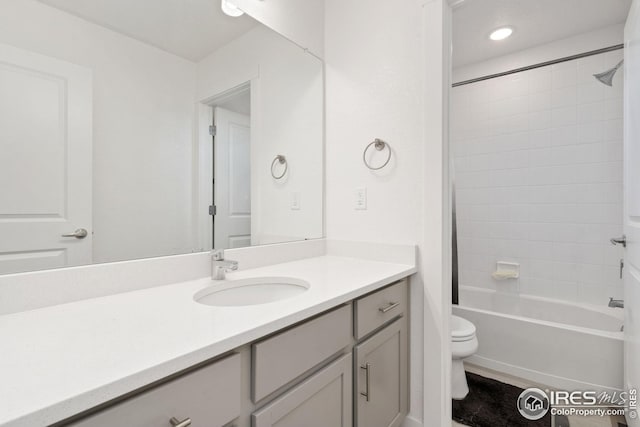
[291,192,301,210]
[354,188,367,210]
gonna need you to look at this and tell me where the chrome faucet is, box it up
[608,297,624,309]
[211,249,238,280]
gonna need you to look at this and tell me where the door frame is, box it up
[194,80,258,252]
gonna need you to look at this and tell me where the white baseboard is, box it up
[401,415,423,427]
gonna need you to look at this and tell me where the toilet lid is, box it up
[451,315,476,341]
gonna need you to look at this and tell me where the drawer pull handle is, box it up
[378,301,400,313]
[360,363,372,402]
[170,417,192,427]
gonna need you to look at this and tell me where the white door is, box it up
[0,43,92,275]
[213,107,251,249]
[625,2,640,425]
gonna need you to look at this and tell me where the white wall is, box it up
[452,30,625,305]
[324,0,451,425]
[197,25,324,246]
[232,0,325,59]
[0,0,197,263]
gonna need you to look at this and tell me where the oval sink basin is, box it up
[194,277,310,307]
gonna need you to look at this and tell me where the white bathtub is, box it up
[453,286,624,393]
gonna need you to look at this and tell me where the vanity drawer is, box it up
[354,279,407,339]
[252,304,352,402]
[69,353,241,427]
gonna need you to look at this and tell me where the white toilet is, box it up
[451,315,479,400]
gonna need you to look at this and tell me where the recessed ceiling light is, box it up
[489,27,513,41]
[221,0,244,17]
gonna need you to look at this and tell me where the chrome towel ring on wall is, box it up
[271,155,288,179]
[363,138,392,170]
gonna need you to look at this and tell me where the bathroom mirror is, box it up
[0,0,324,275]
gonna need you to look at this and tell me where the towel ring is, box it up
[271,155,288,179]
[363,139,392,170]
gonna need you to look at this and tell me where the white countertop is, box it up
[0,255,415,427]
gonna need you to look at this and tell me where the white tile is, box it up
[529,241,555,260]
[528,67,552,94]
[603,119,623,140]
[529,110,552,130]
[552,242,580,263]
[577,81,605,104]
[578,121,604,144]
[530,129,553,148]
[552,85,577,108]
[452,52,623,304]
[528,91,551,111]
[552,61,577,89]
[528,148,554,167]
[578,263,605,285]
[552,125,579,146]
[577,102,604,124]
[604,98,623,120]
[551,105,577,127]
[489,96,529,119]
[553,262,579,282]
[602,142,623,162]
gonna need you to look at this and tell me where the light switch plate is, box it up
[354,188,367,210]
[291,192,301,210]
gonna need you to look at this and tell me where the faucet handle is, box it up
[212,249,224,261]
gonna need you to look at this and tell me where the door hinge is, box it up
[209,205,217,216]
[209,125,217,136]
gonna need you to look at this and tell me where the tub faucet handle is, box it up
[608,297,624,309]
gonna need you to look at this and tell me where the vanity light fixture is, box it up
[489,27,513,41]
[221,0,244,17]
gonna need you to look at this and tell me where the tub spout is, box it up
[608,297,624,309]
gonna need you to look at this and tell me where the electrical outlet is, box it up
[291,192,301,210]
[354,188,367,210]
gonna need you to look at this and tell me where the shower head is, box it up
[593,60,624,87]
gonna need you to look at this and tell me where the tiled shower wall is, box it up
[452,49,624,305]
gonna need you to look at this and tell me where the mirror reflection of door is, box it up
[0,43,92,275]
[211,87,251,249]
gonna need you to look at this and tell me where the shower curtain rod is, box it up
[452,44,624,87]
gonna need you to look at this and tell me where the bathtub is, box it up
[453,286,624,393]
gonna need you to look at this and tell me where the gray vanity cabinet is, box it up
[355,318,408,427]
[354,280,408,427]
[67,353,241,427]
[252,353,353,427]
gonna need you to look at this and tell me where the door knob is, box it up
[61,228,88,239]
[610,235,627,248]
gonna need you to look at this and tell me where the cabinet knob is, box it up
[169,417,192,427]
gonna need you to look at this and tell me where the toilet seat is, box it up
[451,315,476,342]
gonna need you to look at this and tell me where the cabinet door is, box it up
[252,353,352,427]
[355,318,407,427]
